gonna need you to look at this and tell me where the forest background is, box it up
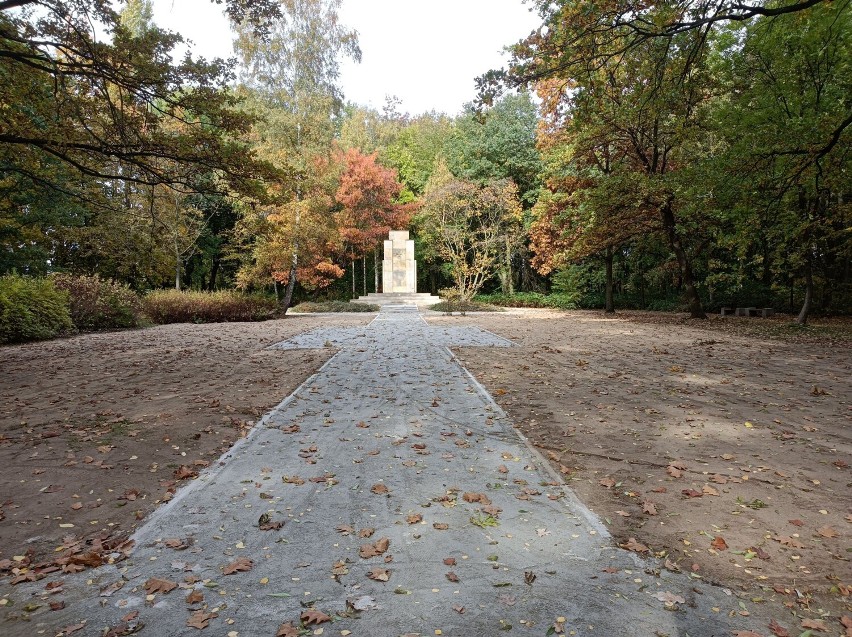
[0,0,849,339]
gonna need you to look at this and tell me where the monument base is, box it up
[351,292,442,307]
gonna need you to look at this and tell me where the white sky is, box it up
[151,0,541,116]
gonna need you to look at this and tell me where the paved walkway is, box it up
[12,308,761,636]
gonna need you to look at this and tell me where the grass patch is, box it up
[143,289,278,324]
[293,301,379,313]
[429,300,502,313]
[475,292,578,310]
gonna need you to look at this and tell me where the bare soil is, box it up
[434,309,852,635]
[0,315,371,569]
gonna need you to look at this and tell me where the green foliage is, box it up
[52,274,144,330]
[444,93,542,206]
[0,275,72,344]
[293,301,379,313]
[475,292,578,310]
[143,290,278,324]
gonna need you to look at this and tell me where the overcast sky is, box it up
[151,0,541,116]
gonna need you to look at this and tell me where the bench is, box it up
[720,307,775,318]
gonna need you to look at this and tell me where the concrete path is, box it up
[9,308,764,636]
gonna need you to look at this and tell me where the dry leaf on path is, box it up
[445,571,459,582]
[433,522,449,530]
[768,619,790,637]
[623,538,649,553]
[642,501,658,515]
[222,557,253,575]
[371,483,389,495]
[406,514,422,524]
[185,590,204,605]
[652,591,685,606]
[143,577,177,594]
[443,557,456,566]
[462,492,491,505]
[358,527,375,538]
[599,477,616,488]
[816,526,839,538]
[367,567,390,582]
[276,624,299,637]
[300,609,331,625]
[801,618,828,631]
[186,611,217,630]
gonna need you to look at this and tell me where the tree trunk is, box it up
[362,257,366,297]
[660,201,705,318]
[208,258,220,291]
[351,260,356,297]
[280,254,297,315]
[797,254,813,325]
[374,247,379,293]
[604,245,614,313]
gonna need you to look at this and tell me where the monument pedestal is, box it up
[351,230,441,307]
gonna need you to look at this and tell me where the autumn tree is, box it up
[335,149,413,295]
[233,0,360,309]
[419,167,523,300]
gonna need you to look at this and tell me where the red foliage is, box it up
[335,149,414,257]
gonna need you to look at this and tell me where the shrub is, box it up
[143,289,278,324]
[294,301,379,313]
[0,274,72,344]
[52,273,144,330]
[475,292,579,310]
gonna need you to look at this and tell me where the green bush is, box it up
[143,289,278,324]
[52,273,143,330]
[293,301,379,313]
[475,292,579,310]
[0,274,72,344]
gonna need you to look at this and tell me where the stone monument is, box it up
[350,230,440,306]
[382,230,417,293]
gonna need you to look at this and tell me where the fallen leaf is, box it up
[652,591,685,606]
[143,577,177,594]
[445,571,459,582]
[801,618,828,631]
[711,536,728,551]
[276,624,299,637]
[370,483,389,495]
[163,538,188,550]
[599,477,616,488]
[222,557,253,575]
[774,536,806,549]
[335,525,354,536]
[816,526,839,538]
[682,489,703,498]
[186,611,217,630]
[358,528,375,538]
[462,492,492,505]
[301,609,331,625]
[359,537,390,559]
[185,590,204,605]
[702,485,719,496]
[406,514,422,525]
[433,523,449,530]
[367,567,390,582]
[666,466,683,478]
[768,619,790,637]
[452,604,465,614]
[642,501,658,515]
[623,538,649,553]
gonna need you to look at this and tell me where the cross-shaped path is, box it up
[13,307,762,636]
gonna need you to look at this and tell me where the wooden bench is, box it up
[721,307,774,318]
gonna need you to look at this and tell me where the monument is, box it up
[383,230,416,293]
[351,230,441,306]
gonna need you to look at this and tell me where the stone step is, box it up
[351,293,442,306]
